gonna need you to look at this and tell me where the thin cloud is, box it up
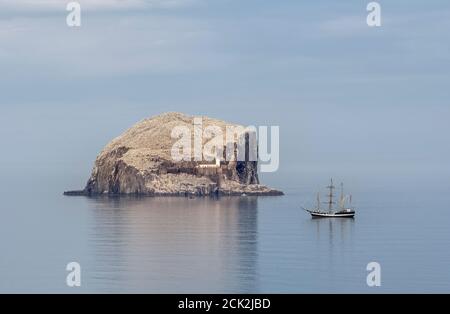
[0,13,224,77]
[0,0,198,11]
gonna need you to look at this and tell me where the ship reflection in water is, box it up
[85,196,260,293]
[312,217,355,248]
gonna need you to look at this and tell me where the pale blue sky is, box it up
[0,0,449,190]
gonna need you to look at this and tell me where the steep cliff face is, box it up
[65,112,282,197]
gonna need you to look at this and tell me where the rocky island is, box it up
[65,112,283,197]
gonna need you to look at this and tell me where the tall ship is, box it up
[303,179,355,218]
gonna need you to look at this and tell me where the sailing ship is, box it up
[303,179,355,218]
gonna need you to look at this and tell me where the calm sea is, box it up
[0,172,449,293]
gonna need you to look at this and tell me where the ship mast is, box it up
[316,192,321,211]
[326,178,335,212]
[340,182,344,210]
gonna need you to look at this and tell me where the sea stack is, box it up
[65,112,283,197]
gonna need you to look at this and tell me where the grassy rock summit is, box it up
[65,112,283,197]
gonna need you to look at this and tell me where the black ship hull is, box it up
[308,210,355,218]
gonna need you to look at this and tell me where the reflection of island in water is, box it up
[84,196,259,293]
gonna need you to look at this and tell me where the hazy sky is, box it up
[1,0,449,189]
